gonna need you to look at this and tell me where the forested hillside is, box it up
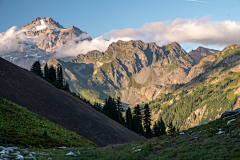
[149,44,240,130]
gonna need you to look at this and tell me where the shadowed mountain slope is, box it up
[0,58,143,147]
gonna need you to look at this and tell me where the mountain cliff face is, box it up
[46,40,219,107]
[1,17,91,69]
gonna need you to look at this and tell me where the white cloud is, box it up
[0,26,27,54]
[2,16,240,58]
[55,36,132,58]
[103,16,240,48]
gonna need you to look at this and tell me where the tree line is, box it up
[101,96,176,138]
[30,60,69,90]
[30,60,176,139]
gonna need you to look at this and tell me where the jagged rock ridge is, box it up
[48,40,219,106]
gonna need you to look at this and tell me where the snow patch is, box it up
[209,50,215,53]
[36,19,47,31]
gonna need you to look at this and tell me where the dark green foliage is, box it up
[44,63,49,80]
[158,117,166,136]
[143,103,152,138]
[153,122,158,137]
[30,60,43,77]
[132,105,143,135]
[49,65,56,83]
[116,96,124,124]
[57,64,63,87]
[167,122,176,134]
[43,130,48,137]
[126,107,133,130]
[103,96,124,123]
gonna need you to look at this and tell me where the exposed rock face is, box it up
[1,17,91,69]
[44,41,223,106]
[48,40,218,106]
[188,46,219,64]
[17,17,92,52]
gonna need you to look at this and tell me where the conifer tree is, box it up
[64,81,70,91]
[167,122,175,134]
[153,121,159,137]
[44,63,49,80]
[126,107,133,130]
[57,64,63,87]
[143,103,152,138]
[132,104,143,135]
[103,98,110,116]
[116,96,123,124]
[49,65,56,83]
[158,117,166,135]
[31,60,43,77]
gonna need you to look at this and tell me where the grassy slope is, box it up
[12,112,240,160]
[0,97,96,148]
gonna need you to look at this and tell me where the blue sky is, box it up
[1,0,240,52]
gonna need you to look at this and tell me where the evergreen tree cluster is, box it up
[103,96,125,124]
[30,61,69,91]
[125,103,171,138]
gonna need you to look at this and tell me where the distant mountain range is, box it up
[44,40,219,107]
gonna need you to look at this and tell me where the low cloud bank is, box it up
[104,16,240,47]
[55,36,131,58]
[1,17,240,58]
[0,26,26,54]
[57,16,240,57]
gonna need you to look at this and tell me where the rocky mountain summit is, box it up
[46,40,220,106]
[0,17,91,69]
[188,46,219,64]
[17,17,91,52]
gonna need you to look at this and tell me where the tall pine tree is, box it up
[57,64,63,87]
[31,60,43,77]
[126,107,133,130]
[116,96,123,124]
[49,65,56,83]
[44,63,49,80]
[132,104,143,135]
[158,117,166,136]
[143,103,152,138]
[153,121,159,137]
[167,122,175,134]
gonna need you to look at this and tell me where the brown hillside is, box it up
[0,58,143,147]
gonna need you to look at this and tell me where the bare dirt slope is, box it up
[0,58,143,147]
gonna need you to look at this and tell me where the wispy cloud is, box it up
[3,16,240,58]
[186,0,207,3]
[0,26,26,54]
[56,16,240,57]
[104,16,240,48]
